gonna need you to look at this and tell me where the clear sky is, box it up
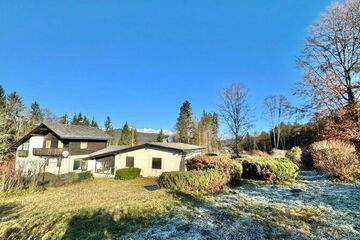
[0,0,332,135]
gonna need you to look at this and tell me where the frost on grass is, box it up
[124,170,360,240]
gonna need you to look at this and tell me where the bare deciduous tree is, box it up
[219,83,252,155]
[264,95,291,149]
[297,0,360,120]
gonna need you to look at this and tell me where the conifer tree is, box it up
[118,122,132,145]
[90,118,99,128]
[104,116,115,144]
[71,113,79,125]
[175,100,193,143]
[156,129,166,142]
[83,116,90,126]
[59,113,69,124]
[29,101,43,125]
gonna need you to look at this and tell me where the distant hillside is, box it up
[113,129,159,144]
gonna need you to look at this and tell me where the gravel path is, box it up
[123,170,360,240]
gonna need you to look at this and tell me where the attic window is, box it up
[58,141,64,149]
[80,142,88,149]
[22,141,29,151]
[45,140,51,149]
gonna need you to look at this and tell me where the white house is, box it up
[10,122,110,175]
[84,142,205,177]
[11,122,205,177]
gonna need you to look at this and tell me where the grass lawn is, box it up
[0,178,178,240]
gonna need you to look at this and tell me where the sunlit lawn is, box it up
[0,177,178,240]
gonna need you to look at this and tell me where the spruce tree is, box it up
[71,113,79,125]
[133,128,138,145]
[59,113,69,124]
[29,101,43,124]
[104,116,115,144]
[175,100,193,143]
[156,129,166,142]
[90,118,99,128]
[118,122,132,145]
[83,116,90,126]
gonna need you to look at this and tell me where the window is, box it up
[58,141,64,149]
[80,142,88,149]
[126,156,134,168]
[73,159,87,171]
[45,140,52,149]
[152,158,162,170]
[22,141,29,151]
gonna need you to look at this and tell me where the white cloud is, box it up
[136,128,174,135]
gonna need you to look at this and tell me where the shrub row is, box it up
[241,158,299,183]
[310,140,360,181]
[158,169,230,193]
[115,168,141,180]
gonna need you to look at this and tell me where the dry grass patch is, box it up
[0,178,178,239]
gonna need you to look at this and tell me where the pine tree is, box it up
[118,122,132,145]
[0,85,5,108]
[83,116,90,126]
[90,118,99,128]
[133,128,138,145]
[29,101,43,125]
[59,113,69,124]
[71,113,79,125]
[175,100,193,143]
[104,116,115,144]
[156,129,166,142]
[77,112,83,124]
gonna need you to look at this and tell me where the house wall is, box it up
[106,146,203,177]
[16,154,88,175]
[67,140,107,155]
[15,135,95,175]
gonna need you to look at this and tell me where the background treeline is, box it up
[174,100,220,153]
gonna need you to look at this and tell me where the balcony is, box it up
[32,148,68,157]
[17,150,29,158]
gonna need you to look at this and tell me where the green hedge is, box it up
[115,168,141,180]
[241,158,299,183]
[158,169,230,193]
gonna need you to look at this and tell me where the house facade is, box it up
[11,122,110,175]
[11,122,205,177]
[85,142,205,177]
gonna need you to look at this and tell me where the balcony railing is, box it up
[32,148,68,157]
[17,150,29,158]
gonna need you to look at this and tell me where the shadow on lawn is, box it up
[0,203,23,239]
[61,209,162,240]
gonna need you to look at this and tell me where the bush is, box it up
[115,168,141,180]
[310,140,360,181]
[186,155,241,186]
[78,171,93,181]
[186,154,233,173]
[286,147,303,166]
[241,158,299,183]
[158,169,230,193]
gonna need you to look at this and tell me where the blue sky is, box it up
[0,0,332,135]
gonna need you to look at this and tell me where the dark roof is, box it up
[42,121,110,140]
[10,122,110,149]
[84,142,205,159]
